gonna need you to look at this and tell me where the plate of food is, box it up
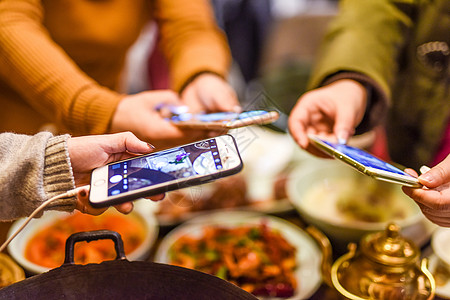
[154,211,322,299]
[153,126,297,226]
[7,200,158,274]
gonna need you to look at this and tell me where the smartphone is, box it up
[169,110,279,130]
[308,135,421,187]
[89,135,243,208]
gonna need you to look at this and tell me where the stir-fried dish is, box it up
[25,211,146,268]
[169,222,297,298]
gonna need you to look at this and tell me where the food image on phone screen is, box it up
[89,135,243,207]
[108,139,223,196]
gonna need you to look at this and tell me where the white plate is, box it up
[7,199,158,274]
[154,210,322,300]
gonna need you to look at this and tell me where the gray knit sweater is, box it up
[0,132,76,221]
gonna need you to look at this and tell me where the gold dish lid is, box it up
[360,223,419,266]
[0,252,25,288]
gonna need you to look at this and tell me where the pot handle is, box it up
[63,230,126,265]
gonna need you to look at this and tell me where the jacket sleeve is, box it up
[151,0,232,92]
[0,0,123,135]
[307,0,416,129]
[0,132,76,221]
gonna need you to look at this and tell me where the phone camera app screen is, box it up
[107,139,223,196]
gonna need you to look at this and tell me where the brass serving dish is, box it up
[309,223,435,299]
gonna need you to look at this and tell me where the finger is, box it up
[418,155,450,188]
[144,90,180,105]
[288,105,311,149]
[107,132,155,155]
[208,89,240,112]
[333,106,356,145]
[76,188,107,215]
[404,168,419,177]
[402,185,447,210]
[114,202,134,214]
[146,193,165,201]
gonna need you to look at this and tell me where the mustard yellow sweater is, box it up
[0,0,230,135]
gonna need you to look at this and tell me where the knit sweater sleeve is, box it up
[0,132,76,221]
[152,0,232,92]
[0,0,123,135]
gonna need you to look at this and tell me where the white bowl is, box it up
[429,227,450,298]
[7,199,158,274]
[432,227,450,266]
[287,159,435,252]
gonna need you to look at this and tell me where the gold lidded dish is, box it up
[330,223,435,300]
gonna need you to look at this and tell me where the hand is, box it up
[288,79,367,157]
[181,73,240,113]
[402,155,450,227]
[67,132,164,215]
[110,90,210,149]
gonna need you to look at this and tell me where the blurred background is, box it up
[123,0,339,132]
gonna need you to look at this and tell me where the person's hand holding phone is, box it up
[181,73,241,113]
[288,79,368,156]
[402,156,450,227]
[68,132,164,215]
[110,90,212,149]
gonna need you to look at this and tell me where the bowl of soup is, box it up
[287,159,436,252]
[7,200,158,274]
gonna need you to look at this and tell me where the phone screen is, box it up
[170,110,272,123]
[107,139,224,197]
[320,140,410,176]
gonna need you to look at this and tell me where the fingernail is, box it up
[147,143,155,149]
[419,165,431,174]
[419,172,434,183]
[233,106,242,113]
[336,131,348,144]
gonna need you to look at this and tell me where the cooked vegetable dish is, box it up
[168,222,297,298]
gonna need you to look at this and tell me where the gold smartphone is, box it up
[309,135,421,187]
[169,110,279,130]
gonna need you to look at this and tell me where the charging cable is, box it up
[0,185,90,253]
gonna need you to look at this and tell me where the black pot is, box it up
[0,230,257,300]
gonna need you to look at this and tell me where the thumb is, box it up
[108,132,155,155]
[333,108,356,144]
[418,155,450,188]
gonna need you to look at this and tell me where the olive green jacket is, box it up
[308,0,450,169]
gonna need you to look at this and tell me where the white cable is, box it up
[0,185,90,253]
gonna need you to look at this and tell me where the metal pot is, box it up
[0,230,257,300]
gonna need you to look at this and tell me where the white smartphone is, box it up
[308,135,421,187]
[169,110,279,130]
[89,135,243,208]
